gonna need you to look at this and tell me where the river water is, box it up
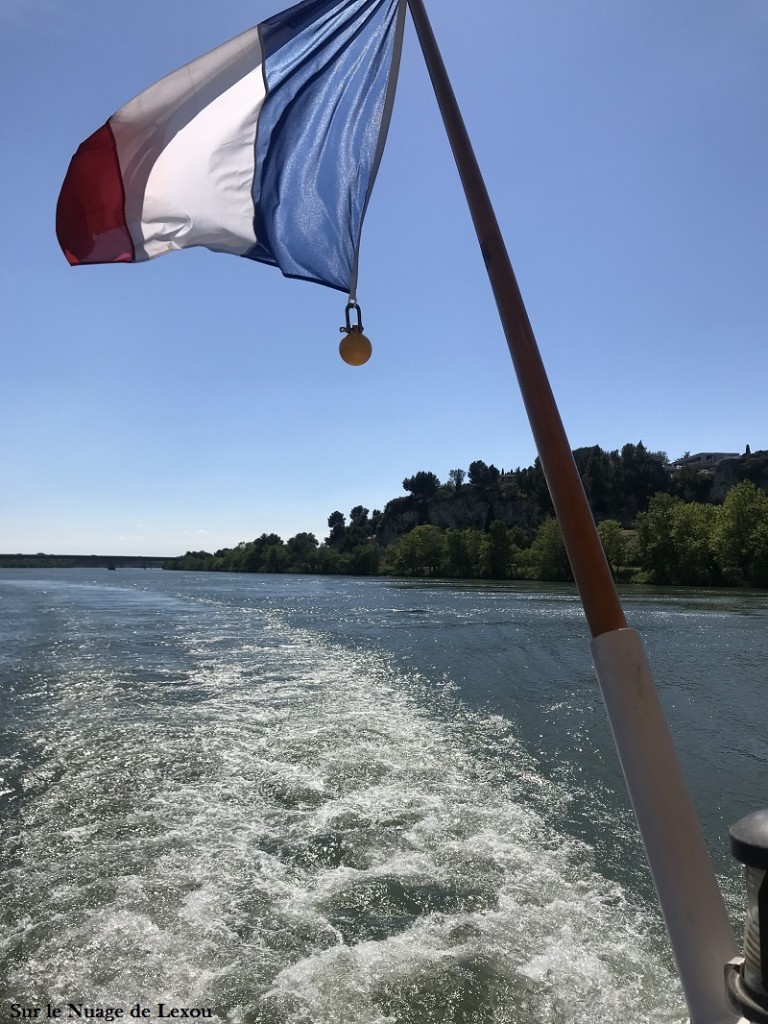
[1,569,766,1023]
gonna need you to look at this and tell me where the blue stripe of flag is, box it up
[245,0,402,292]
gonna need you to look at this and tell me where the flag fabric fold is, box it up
[56,0,405,295]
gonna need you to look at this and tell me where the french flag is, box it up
[56,0,405,295]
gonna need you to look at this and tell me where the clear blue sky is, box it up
[2,0,766,555]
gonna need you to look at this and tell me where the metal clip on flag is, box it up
[56,0,407,359]
[339,301,372,365]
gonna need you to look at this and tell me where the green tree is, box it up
[714,480,768,586]
[673,467,714,504]
[484,520,512,579]
[636,495,718,585]
[170,550,215,571]
[528,518,572,581]
[737,449,768,486]
[349,543,380,575]
[636,493,679,582]
[468,460,500,490]
[327,510,347,549]
[617,442,671,520]
[596,519,627,579]
[240,543,262,572]
[513,458,551,520]
[574,446,617,520]
[402,471,440,499]
[347,506,371,548]
[263,542,288,573]
[286,532,319,572]
[445,527,484,578]
[314,546,347,574]
[671,503,720,585]
[369,509,383,537]
[393,525,446,576]
[669,503,718,585]
[448,468,466,491]
[231,533,281,572]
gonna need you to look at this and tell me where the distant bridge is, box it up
[0,553,170,569]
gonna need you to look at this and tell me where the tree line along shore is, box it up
[164,444,768,588]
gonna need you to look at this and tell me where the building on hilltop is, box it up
[669,452,740,472]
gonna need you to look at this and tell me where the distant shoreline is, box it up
[0,554,169,569]
[4,561,768,595]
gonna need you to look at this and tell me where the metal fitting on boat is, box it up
[726,809,768,1024]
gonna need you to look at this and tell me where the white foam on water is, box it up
[2,604,685,1023]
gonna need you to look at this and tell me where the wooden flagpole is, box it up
[404,1,738,1021]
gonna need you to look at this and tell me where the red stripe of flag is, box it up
[56,122,135,265]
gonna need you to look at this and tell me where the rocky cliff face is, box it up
[376,450,768,548]
[377,489,545,547]
[710,451,768,501]
[710,459,743,502]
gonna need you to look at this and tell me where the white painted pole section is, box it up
[591,627,738,1024]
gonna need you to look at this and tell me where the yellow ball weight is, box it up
[339,329,372,366]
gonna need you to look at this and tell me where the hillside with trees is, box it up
[165,444,768,588]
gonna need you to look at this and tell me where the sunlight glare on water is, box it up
[4,571,759,1024]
